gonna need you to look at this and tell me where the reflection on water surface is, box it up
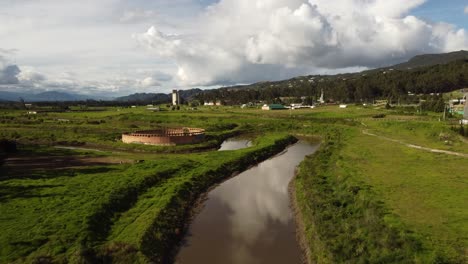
[218,138,252,151]
[176,141,319,264]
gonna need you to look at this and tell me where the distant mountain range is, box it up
[0,88,204,103]
[1,51,466,102]
[114,93,170,103]
[114,88,203,103]
[0,91,108,102]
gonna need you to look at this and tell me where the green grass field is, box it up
[0,105,466,263]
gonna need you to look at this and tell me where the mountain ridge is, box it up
[114,88,203,103]
[0,91,106,102]
[390,50,468,70]
[1,51,466,102]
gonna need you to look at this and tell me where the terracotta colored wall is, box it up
[122,134,205,146]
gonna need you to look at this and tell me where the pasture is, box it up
[0,105,466,263]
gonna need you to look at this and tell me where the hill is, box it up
[196,51,468,105]
[115,88,203,103]
[391,50,468,70]
[0,91,102,102]
[114,93,170,103]
[34,91,89,101]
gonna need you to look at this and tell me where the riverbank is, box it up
[289,170,311,264]
[1,105,466,263]
[293,126,466,263]
[92,134,298,263]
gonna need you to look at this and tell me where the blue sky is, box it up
[411,0,468,29]
[0,0,467,96]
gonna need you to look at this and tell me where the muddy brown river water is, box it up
[175,141,319,264]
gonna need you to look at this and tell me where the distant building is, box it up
[374,100,388,107]
[172,90,180,106]
[204,100,222,106]
[461,93,468,124]
[262,104,287,110]
[450,93,468,116]
[147,107,160,112]
[291,103,314,109]
[318,89,325,104]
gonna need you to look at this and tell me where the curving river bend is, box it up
[176,140,319,264]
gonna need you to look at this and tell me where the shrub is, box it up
[372,114,386,118]
[0,139,17,153]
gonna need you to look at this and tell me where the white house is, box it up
[461,93,468,124]
[204,100,222,106]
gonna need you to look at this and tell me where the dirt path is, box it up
[362,130,468,158]
[54,146,106,152]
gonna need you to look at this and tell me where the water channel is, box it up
[176,140,319,264]
[218,138,252,151]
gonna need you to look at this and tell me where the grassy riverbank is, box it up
[1,105,467,263]
[294,121,467,263]
[0,129,295,263]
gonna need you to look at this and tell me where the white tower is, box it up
[172,90,179,106]
[318,89,325,104]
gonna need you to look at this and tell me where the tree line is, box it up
[195,59,468,105]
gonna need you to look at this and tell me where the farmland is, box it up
[0,105,467,263]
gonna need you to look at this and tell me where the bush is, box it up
[372,114,386,118]
[87,120,101,125]
[0,139,17,153]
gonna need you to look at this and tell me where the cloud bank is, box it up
[135,0,468,86]
[0,55,20,85]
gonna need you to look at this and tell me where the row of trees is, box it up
[1,60,465,108]
[196,60,468,105]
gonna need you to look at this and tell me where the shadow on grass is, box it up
[0,165,117,201]
[0,184,64,202]
[0,165,117,182]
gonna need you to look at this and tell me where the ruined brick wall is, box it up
[122,128,205,146]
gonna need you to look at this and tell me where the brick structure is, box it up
[122,127,205,146]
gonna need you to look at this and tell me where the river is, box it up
[175,140,319,264]
[218,138,252,151]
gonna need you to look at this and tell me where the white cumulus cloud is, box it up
[120,9,157,23]
[18,67,47,86]
[139,76,161,87]
[135,0,468,86]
